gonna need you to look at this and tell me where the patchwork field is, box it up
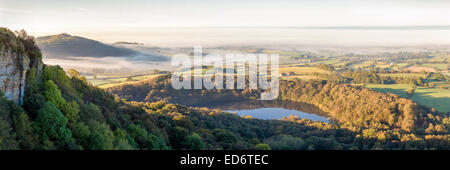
[405,66,437,73]
[379,73,425,78]
[350,60,374,69]
[365,84,450,113]
[279,66,331,75]
[281,75,324,81]
[421,64,448,70]
[87,74,165,88]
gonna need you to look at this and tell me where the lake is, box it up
[194,100,330,123]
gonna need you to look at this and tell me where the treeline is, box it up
[340,70,426,85]
[1,29,337,150]
[280,80,449,149]
[0,29,360,150]
[108,75,449,149]
[313,67,449,86]
[1,65,366,150]
[2,29,447,150]
[107,75,256,105]
[2,29,333,150]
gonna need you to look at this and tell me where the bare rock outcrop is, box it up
[0,28,43,105]
[0,49,29,104]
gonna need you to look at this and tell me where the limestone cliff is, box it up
[0,28,43,105]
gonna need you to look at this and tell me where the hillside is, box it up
[107,75,450,149]
[36,33,136,58]
[0,28,43,104]
[0,28,356,150]
[1,28,449,150]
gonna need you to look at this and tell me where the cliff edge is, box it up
[0,28,43,104]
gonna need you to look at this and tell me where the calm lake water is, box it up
[195,100,330,123]
[226,107,330,122]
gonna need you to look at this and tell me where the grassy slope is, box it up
[89,74,165,88]
[36,33,135,57]
[365,84,450,113]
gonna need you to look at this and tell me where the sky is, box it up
[1,0,450,35]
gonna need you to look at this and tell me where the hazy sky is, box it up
[2,0,450,34]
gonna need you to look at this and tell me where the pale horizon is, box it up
[3,0,450,48]
[2,0,450,34]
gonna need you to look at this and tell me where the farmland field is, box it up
[379,73,424,78]
[365,84,450,113]
[405,66,437,73]
[87,74,165,88]
[421,64,448,70]
[279,66,331,75]
[281,75,324,81]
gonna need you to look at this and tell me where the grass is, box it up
[421,64,448,70]
[375,64,392,69]
[281,75,324,81]
[365,84,411,98]
[390,63,411,71]
[412,86,450,113]
[315,59,341,65]
[87,79,118,86]
[365,84,450,113]
[379,73,424,78]
[87,74,165,88]
[404,66,437,73]
[333,60,354,68]
[279,66,331,75]
[351,60,374,69]
[432,81,450,89]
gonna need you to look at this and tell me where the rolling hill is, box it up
[36,33,136,58]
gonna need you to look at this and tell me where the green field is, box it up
[351,60,374,69]
[279,66,331,75]
[281,75,324,81]
[421,64,449,70]
[390,63,411,70]
[88,77,128,86]
[379,73,424,78]
[87,74,165,88]
[314,59,341,65]
[365,84,450,113]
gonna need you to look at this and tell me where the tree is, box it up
[67,69,81,79]
[185,133,206,150]
[128,124,168,150]
[33,102,72,146]
[12,112,38,149]
[0,118,19,149]
[407,87,416,98]
[67,69,87,82]
[84,103,104,122]
[113,128,136,150]
[264,135,305,150]
[71,122,91,149]
[87,121,115,150]
[88,132,107,150]
[60,101,79,126]
[42,66,70,86]
[44,80,66,109]
[23,68,46,116]
[169,126,189,149]
[254,143,271,150]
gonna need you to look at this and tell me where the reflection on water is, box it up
[195,100,330,123]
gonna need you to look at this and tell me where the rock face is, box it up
[0,28,43,105]
[0,48,30,104]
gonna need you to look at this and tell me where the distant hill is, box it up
[113,41,142,45]
[36,33,136,58]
